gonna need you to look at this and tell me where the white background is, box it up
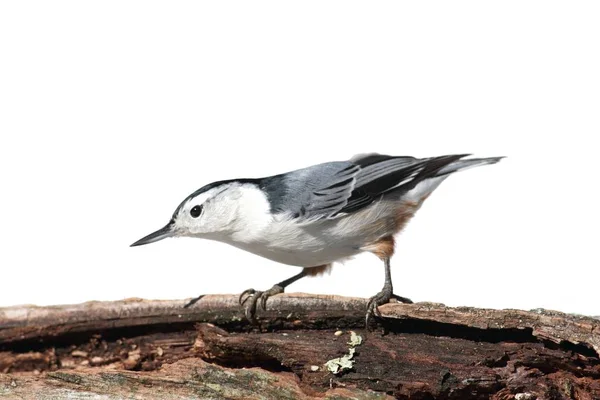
[1,2,598,315]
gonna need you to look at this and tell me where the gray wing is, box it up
[261,154,468,220]
[261,161,360,219]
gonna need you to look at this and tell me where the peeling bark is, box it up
[0,294,599,399]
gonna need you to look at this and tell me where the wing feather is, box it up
[265,154,468,220]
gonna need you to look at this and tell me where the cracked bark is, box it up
[0,294,599,399]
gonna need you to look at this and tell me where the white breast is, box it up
[219,185,403,267]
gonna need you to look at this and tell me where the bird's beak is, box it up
[130,221,175,247]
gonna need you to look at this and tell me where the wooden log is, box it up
[0,294,599,399]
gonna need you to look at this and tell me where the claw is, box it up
[260,293,269,311]
[365,288,412,329]
[365,296,384,328]
[244,295,260,321]
[238,288,265,321]
[238,285,285,321]
[239,289,257,306]
[391,294,413,304]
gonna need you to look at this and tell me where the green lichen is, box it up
[325,331,363,374]
[348,331,362,346]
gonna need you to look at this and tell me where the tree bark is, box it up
[0,294,599,399]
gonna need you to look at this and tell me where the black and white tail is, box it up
[402,155,503,203]
[437,156,504,176]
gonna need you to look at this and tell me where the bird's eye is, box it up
[190,205,203,218]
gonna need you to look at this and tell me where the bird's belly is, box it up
[226,232,361,267]
[225,203,401,267]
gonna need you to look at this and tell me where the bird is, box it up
[131,153,502,326]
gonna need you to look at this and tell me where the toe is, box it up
[239,285,285,321]
[391,294,413,304]
[365,288,394,328]
[243,292,261,321]
[366,297,382,317]
[239,289,256,306]
[259,285,284,311]
[260,293,269,311]
[244,303,256,321]
[365,304,381,328]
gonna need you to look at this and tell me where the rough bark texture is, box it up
[0,294,599,399]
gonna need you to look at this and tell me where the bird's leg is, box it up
[366,257,413,327]
[239,269,309,321]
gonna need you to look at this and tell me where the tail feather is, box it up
[402,156,503,203]
[437,156,504,176]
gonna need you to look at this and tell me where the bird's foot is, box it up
[238,284,284,321]
[365,287,413,328]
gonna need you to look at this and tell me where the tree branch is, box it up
[1,294,599,399]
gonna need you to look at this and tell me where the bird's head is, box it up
[130,181,246,247]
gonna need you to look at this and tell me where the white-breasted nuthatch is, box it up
[131,153,502,326]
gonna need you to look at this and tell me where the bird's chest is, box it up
[221,200,402,267]
[225,217,361,267]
